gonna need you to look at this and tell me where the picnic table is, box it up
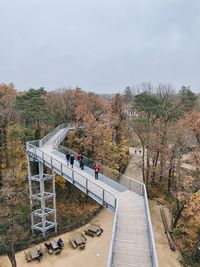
[69,235,86,250]
[74,236,86,246]
[87,225,99,233]
[30,247,40,260]
[51,240,60,250]
[85,225,103,237]
[51,240,61,254]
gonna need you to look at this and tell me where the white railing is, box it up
[143,185,159,267]
[26,124,158,267]
[40,123,68,147]
[59,145,145,196]
[52,127,73,149]
[26,143,117,211]
[107,199,119,267]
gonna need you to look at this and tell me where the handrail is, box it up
[143,185,159,267]
[40,123,68,147]
[107,197,119,267]
[52,128,72,149]
[59,145,144,196]
[26,142,117,211]
[26,124,158,267]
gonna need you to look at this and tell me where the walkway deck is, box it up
[27,126,158,267]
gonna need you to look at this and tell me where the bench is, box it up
[84,229,95,237]
[81,232,87,241]
[24,251,32,263]
[79,244,85,250]
[44,242,53,254]
[69,239,77,249]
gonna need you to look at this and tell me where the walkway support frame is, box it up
[27,155,57,237]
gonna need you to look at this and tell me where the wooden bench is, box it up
[24,251,32,263]
[79,244,85,250]
[96,228,103,237]
[84,229,95,237]
[69,239,77,249]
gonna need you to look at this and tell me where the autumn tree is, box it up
[132,85,186,190]
[0,188,29,267]
[0,83,17,185]
[46,88,78,124]
[132,90,160,187]
[6,124,29,185]
[16,88,51,139]
[175,191,200,264]
[179,86,198,113]
[182,111,200,144]
[64,91,129,173]
[123,87,133,103]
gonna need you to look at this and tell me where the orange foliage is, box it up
[182,111,200,144]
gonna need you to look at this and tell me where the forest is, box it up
[0,83,199,267]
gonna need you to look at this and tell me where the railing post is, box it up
[72,170,74,184]
[129,179,132,190]
[141,184,144,196]
[39,140,42,148]
[114,198,117,210]
[102,189,105,205]
[51,157,53,168]
[86,179,88,194]
[61,163,63,175]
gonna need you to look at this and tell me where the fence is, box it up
[59,145,144,195]
[40,123,69,147]
[27,142,117,211]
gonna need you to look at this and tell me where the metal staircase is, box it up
[26,124,158,267]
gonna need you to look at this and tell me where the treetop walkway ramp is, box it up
[26,124,158,267]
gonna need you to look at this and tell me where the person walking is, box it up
[66,152,70,165]
[77,152,81,168]
[70,154,75,168]
[94,163,100,180]
[80,154,84,170]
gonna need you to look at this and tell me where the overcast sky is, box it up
[0,0,200,93]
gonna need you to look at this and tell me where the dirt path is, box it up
[150,201,182,267]
[124,147,143,183]
[124,147,183,267]
[0,209,113,267]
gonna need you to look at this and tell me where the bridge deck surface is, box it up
[39,128,152,267]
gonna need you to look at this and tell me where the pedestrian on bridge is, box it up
[70,154,75,168]
[94,163,100,180]
[66,152,70,165]
[77,152,81,168]
[80,154,84,170]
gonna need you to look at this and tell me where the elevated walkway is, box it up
[26,124,158,267]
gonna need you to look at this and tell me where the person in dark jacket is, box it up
[66,152,70,165]
[80,155,84,170]
[70,154,75,168]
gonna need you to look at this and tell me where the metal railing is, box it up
[27,124,158,267]
[107,199,119,267]
[26,142,117,211]
[143,185,159,267]
[40,123,68,147]
[52,127,74,149]
[59,145,144,195]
